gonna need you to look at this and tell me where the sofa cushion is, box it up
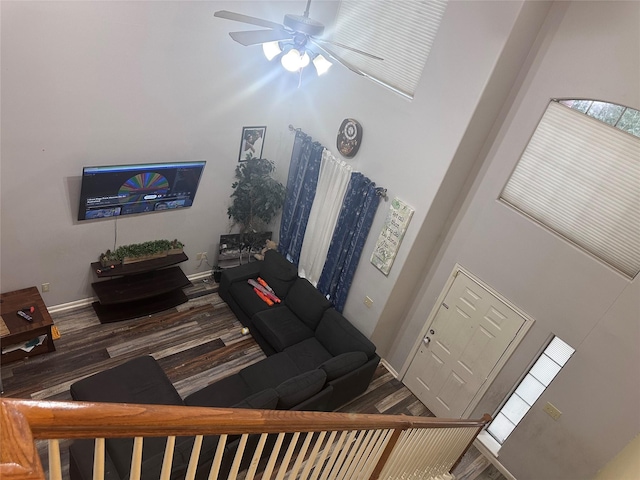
[184,373,252,408]
[69,440,121,480]
[319,352,368,381]
[69,356,185,478]
[284,278,332,330]
[283,337,333,373]
[259,250,298,298]
[253,307,315,352]
[315,309,376,359]
[70,355,184,406]
[275,369,327,409]
[228,281,276,318]
[239,352,300,393]
[232,388,279,410]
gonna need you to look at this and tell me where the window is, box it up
[501,100,640,278]
[330,0,448,98]
[560,100,640,137]
[487,336,575,445]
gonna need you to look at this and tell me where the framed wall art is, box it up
[371,197,414,276]
[238,126,266,162]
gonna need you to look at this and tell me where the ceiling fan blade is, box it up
[309,39,365,76]
[214,10,285,30]
[229,29,293,47]
[313,38,383,61]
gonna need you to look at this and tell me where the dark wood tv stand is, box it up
[90,253,191,323]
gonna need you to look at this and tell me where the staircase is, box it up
[0,398,490,480]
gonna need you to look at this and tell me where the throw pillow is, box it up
[275,370,327,409]
[284,278,332,330]
[232,388,279,410]
[259,250,298,298]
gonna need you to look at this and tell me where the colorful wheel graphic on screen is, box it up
[118,172,170,203]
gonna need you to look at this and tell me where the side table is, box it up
[0,286,56,364]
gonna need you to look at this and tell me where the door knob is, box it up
[423,336,431,345]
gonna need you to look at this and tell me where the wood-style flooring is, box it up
[0,279,505,480]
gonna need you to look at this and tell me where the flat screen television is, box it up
[78,161,206,221]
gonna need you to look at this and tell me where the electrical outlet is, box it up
[196,253,207,261]
[543,402,562,420]
[42,283,50,293]
[196,253,203,260]
[364,296,373,308]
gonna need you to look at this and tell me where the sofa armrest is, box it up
[326,355,380,410]
[315,309,377,359]
[219,262,261,293]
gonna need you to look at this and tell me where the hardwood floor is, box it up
[0,279,504,480]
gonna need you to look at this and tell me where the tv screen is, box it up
[78,161,206,221]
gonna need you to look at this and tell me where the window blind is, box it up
[330,0,448,98]
[501,101,640,278]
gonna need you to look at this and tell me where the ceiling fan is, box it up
[214,0,382,77]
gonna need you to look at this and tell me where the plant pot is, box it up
[212,267,223,283]
[167,248,184,256]
[100,259,120,268]
[122,251,168,264]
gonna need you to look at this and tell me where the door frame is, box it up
[399,264,535,417]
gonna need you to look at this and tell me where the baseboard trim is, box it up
[188,270,214,282]
[48,297,96,314]
[380,358,398,378]
[47,270,213,314]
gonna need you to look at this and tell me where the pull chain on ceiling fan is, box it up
[214,0,383,77]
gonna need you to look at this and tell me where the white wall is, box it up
[382,2,639,479]
[0,1,307,305]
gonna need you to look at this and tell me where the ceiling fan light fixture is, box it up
[281,48,305,72]
[313,54,332,75]
[300,51,310,68]
[262,41,282,61]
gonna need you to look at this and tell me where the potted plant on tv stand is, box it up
[98,239,184,267]
[227,157,286,264]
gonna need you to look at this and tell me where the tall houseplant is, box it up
[227,157,286,242]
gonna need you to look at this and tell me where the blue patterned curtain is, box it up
[317,173,381,312]
[278,131,323,264]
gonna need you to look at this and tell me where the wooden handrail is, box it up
[1,398,490,439]
[1,398,491,480]
[0,399,45,480]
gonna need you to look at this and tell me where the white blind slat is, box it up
[331,0,448,97]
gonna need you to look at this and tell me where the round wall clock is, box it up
[336,118,363,158]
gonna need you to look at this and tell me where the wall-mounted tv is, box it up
[78,161,206,221]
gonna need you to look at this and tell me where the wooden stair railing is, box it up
[0,398,490,480]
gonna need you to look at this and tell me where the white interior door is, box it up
[403,270,528,418]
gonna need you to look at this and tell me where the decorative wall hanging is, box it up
[371,197,414,276]
[336,118,363,158]
[238,126,266,162]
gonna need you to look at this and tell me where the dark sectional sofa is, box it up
[68,249,379,480]
[218,249,380,411]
